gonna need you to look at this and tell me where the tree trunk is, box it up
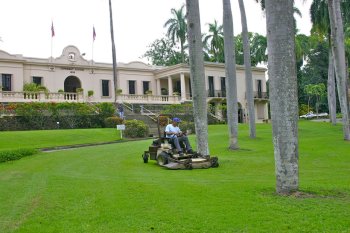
[238,0,256,139]
[265,0,299,195]
[186,0,209,155]
[327,49,337,125]
[222,0,239,150]
[328,0,350,140]
[109,0,118,102]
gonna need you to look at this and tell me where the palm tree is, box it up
[109,0,118,102]
[186,0,209,155]
[328,0,350,140]
[250,33,268,66]
[265,0,299,194]
[310,0,337,125]
[164,5,187,63]
[203,20,224,62]
[238,0,256,139]
[223,0,239,150]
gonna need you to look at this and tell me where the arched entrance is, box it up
[64,76,81,92]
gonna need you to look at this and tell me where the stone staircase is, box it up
[122,103,160,137]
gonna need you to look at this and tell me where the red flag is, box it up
[93,26,96,41]
[51,21,55,37]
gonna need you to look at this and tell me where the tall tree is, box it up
[203,20,224,62]
[310,0,337,125]
[186,0,209,155]
[164,5,187,63]
[142,37,186,66]
[223,0,239,149]
[266,0,299,194]
[109,0,118,102]
[238,0,256,138]
[328,49,337,125]
[328,0,350,140]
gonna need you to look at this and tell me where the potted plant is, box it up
[58,89,64,93]
[88,90,94,97]
[116,88,123,95]
[145,90,153,95]
[76,88,84,93]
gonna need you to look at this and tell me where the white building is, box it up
[0,45,269,122]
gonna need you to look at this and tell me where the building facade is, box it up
[0,45,269,122]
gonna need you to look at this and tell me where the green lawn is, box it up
[0,128,121,151]
[0,122,349,232]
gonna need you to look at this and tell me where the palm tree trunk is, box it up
[327,49,337,125]
[266,0,299,195]
[328,0,350,140]
[186,0,209,155]
[222,0,239,150]
[180,40,185,63]
[109,0,118,102]
[238,0,256,138]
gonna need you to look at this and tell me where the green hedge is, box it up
[0,148,38,163]
[0,102,116,131]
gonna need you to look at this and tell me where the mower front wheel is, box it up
[142,152,149,163]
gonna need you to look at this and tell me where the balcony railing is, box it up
[0,91,84,103]
[207,90,226,98]
[253,91,268,99]
[116,94,181,104]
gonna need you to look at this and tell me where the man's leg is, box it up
[178,136,192,151]
[171,137,183,153]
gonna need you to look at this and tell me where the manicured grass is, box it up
[0,128,121,151]
[0,121,349,232]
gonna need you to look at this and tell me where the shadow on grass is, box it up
[260,188,350,199]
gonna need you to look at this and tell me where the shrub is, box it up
[58,89,64,93]
[124,119,149,138]
[104,116,124,128]
[299,104,313,116]
[0,148,38,163]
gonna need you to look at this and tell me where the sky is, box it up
[0,0,312,64]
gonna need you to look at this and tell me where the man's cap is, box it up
[173,117,181,122]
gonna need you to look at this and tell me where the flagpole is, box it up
[51,21,55,64]
[92,26,96,73]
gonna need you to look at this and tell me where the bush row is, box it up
[0,148,38,163]
[0,102,117,131]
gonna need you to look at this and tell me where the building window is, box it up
[68,53,75,61]
[143,81,150,94]
[2,74,12,91]
[129,80,136,94]
[102,80,110,96]
[32,76,42,86]
[220,77,226,97]
[208,76,214,97]
[257,80,262,98]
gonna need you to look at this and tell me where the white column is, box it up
[180,73,186,101]
[156,79,161,95]
[168,76,173,96]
